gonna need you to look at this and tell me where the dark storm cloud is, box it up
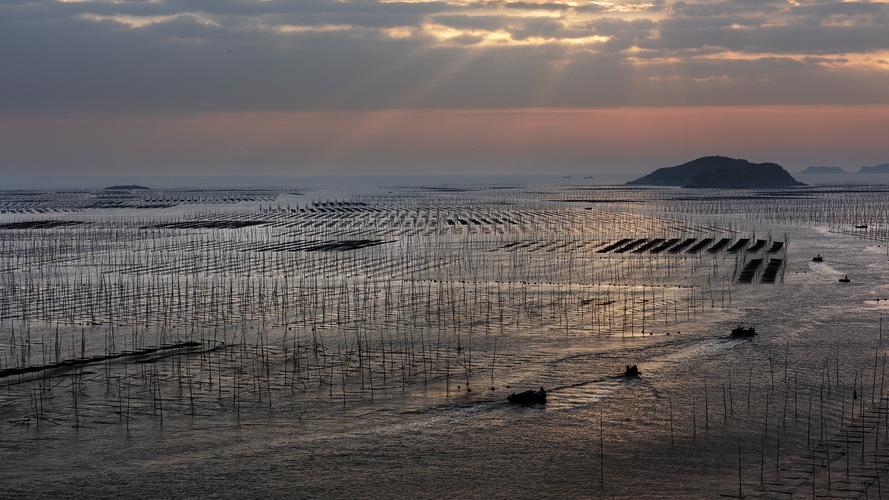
[651,14,889,54]
[1,0,889,113]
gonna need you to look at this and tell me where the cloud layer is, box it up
[3,0,889,113]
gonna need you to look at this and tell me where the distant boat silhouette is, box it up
[839,275,851,283]
[731,326,756,338]
[507,387,546,405]
[812,254,823,262]
[856,224,869,229]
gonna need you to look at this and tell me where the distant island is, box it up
[858,163,889,174]
[800,166,845,174]
[627,156,805,189]
[104,185,150,190]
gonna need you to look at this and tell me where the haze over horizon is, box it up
[3,0,889,176]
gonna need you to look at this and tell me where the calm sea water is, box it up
[1,179,888,498]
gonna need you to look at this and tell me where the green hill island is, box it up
[627,156,805,189]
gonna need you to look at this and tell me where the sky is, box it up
[2,0,889,177]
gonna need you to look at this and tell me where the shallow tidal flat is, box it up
[2,183,889,497]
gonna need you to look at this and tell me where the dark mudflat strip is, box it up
[142,220,267,230]
[252,239,388,253]
[0,220,88,230]
[0,341,202,379]
[558,199,636,204]
[303,239,389,252]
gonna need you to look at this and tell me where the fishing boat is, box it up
[507,387,546,405]
[856,224,869,229]
[812,254,823,262]
[839,275,851,283]
[731,326,756,337]
[624,365,640,377]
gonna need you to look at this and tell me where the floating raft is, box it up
[727,238,750,253]
[614,238,648,253]
[632,238,664,253]
[598,238,631,253]
[738,258,764,284]
[668,238,696,253]
[760,258,784,283]
[747,239,768,252]
[588,236,784,258]
[687,238,714,254]
[707,238,733,253]
[650,238,680,254]
[768,241,784,253]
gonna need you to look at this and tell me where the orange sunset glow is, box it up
[1,0,888,174]
[3,106,888,175]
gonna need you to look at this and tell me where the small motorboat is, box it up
[624,365,641,378]
[507,387,547,405]
[856,224,869,229]
[731,326,756,338]
[839,275,851,283]
[812,255,823,262]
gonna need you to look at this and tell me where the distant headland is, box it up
[800,166,845,174]
[858,163,889,174]
[104,185,150,190]
[627,156,805,189]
